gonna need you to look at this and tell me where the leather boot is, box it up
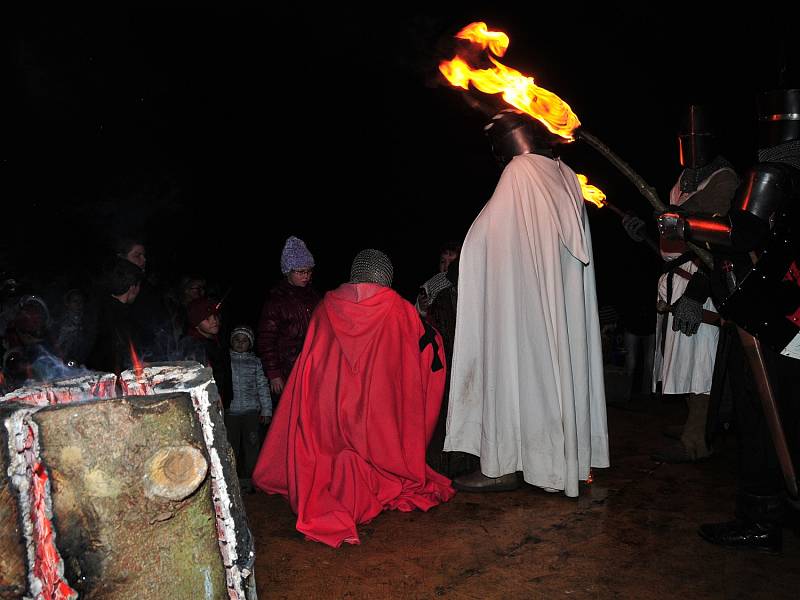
[699,489,784,553]
[452,470,520,492]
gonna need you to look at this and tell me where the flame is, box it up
[456,22,509,57]
[440,22,581,140]
[128,340,145,378]
[577,174,606,208]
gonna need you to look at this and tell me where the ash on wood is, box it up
[0,405,26,600]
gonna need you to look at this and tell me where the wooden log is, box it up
[121,362,255,597]
[34,392,228,599]
[143,445,208,501]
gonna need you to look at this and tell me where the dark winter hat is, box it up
[280,236,315,274]
[187,298,219,328]
[14,296,49,336]
[230,326,255,347]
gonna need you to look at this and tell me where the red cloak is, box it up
[253,283,455,547]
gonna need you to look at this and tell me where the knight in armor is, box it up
[444,109,609,496]
[252,249,454,547]
[658,89,800,552]
[636,106,739,463]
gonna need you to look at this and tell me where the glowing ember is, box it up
[440,21,581,140]
[7,414,77,600]
[577,174,606,208]
[586,469,593,484]
[31,459,78,600]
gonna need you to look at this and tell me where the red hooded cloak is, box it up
[253,282,454,547]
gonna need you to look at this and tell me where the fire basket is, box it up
[0,362,256,600]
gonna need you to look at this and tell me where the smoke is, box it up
[28,346,91,383]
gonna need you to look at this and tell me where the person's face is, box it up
[439,250,459,273]
[197,313,220,336]
[125,244,147,271]
[231,334,251,353]
[183,280,206,304]
[288,267,313,287]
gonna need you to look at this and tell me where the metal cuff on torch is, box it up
[657,213,686,240]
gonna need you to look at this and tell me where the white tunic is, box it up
[443,153,609,497]
[651,168,735,395]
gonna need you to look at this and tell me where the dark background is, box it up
[2,5,797,326]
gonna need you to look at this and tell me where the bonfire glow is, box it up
[440,21,581,140]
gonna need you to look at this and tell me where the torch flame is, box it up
[456,22,509,57]
[129,340,145,378]
[576,174,606,208]
[440,22,581,140]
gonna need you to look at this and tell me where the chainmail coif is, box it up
[759,139,800,170]
[350,249,394,287]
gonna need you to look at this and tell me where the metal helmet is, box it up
[757,89,800,149]
[349,249,393,288]
[484,109,558,166]
[678,105,716,169]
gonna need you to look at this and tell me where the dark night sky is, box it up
[2,5,798,325]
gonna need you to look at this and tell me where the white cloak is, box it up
[651,168,735,395]
[443,153,610,497]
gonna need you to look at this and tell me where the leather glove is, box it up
[671,296,703,336]
[657,212,686,240]
[622,214,646,242]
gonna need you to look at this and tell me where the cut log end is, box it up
[143,446,208,502]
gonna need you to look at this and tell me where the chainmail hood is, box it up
[349,249,394,288]
[679,155,735,192]
[758,139,800,170]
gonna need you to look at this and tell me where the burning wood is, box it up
[3,408,76,600]
[0,373,117,408]
[1,362,256,599]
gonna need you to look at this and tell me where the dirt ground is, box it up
[245,397,800,599]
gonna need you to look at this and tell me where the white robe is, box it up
[651,169,735,395]
[443,153,610,497]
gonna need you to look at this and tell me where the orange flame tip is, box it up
[577,174,606,208]
[440,21,581,140]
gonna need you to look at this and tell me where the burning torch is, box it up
[437,21,712,268]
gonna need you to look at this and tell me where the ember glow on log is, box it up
[577,174,606,208]
[439,21,581,140]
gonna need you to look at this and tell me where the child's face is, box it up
[231,334,251,353]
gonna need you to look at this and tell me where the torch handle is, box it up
[598,198,662,257]
[576,128,713,269]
